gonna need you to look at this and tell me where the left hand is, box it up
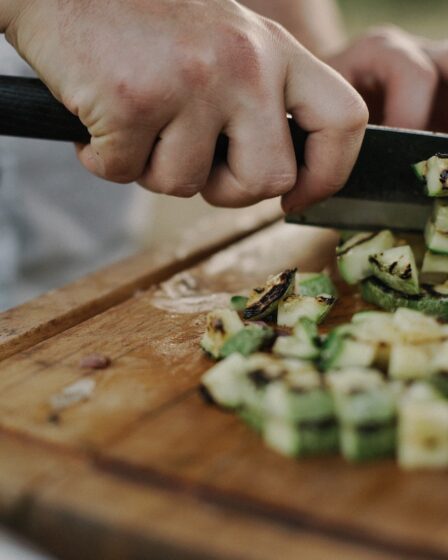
[326,26,448,132]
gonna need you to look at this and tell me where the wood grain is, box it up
[0,201,280,362]
[0,220,444,559]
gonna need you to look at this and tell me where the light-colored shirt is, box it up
[0,38,139,310]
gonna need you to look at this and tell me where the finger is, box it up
[201,103,297,208]
[381,52,438,129]
[282,54,368,213]
[138,106,224,197]
[77,124,161,184]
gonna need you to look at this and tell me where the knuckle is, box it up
[110,77,164,123]
[179,51,215,91]
[366,24,402,46]
[339,94,369,133]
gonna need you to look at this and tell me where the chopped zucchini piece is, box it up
[392,308,444,344]
[326,369,395,461]
[413,154,448,197]
[263,416,338,457]
[369,245,419,295]
[412,159,428,182]
[238,407,264,432]
[273,317,320,360]
[320,331,376,371]
[220,324,274,358]
[277,294,335,327]
[294,271,338,297]
[200,354,249,409]
[398,384,448,469]
[388,343,438,381]
[351,311,393,324]
[340,423,396,462]
[262,370,334,424]
[273,335,319,360]
[433,199,448,232]
[425,221,448,255]
[361,277,448,320]
[421,250,448,284]
[244,269,295,320]
[201,309,244,359]
[230,295,248,312]
[336,230,395,284]
[429,342,448,398]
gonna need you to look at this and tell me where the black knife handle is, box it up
[0,76,90,143]
[0,75,307,163]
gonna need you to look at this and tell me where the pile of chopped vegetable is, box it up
[198,154,448,470]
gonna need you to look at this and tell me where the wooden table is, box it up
[0,208,447,560]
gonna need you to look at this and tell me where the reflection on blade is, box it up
[286,198,431,233]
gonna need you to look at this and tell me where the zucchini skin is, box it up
[361,277,448,320]
[244,269,296,321]
[220,325,275,358]
[230,295,249,312]
[296,273,338,298]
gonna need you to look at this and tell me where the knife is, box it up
[1,75,448,232]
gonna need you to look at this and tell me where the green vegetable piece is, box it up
[361,277,448,320]
[320,331,376,372]
[336,230,395,284]
[244,269,296,320]
[340,424,396,462]
[295,272,338,297]
[220,325,274,358]
[263,416,338,457]
[230,295,249,312]
[369,245,419,295]
[413,154,448,197]
[425,220,448,255]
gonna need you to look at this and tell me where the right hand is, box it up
[5,0,368,211]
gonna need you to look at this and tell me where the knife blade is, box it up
[1,75,447,232]
[287,125,448,232]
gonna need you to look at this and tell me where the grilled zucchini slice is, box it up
[388,343,438,381]
[425,221,448,255]
[220,324,275,358]
[200,354,249,408]
[398,383,448,469]
[263,416,338,458]
[433,200,448,232]
[273,317,320,360]
[320,330,377,371]
[421,250,448,284]
[361,277,448,320]
[326,368,396,461]
[336,230,395,284]
[243,269,295,320]
[413,153,448,197]
[277,295,335,327]
[294,272,338,297]
[369,245,419,295]
[201,309,244,359]
[230,295,248,312]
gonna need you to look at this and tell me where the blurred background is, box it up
[340,0,448,38]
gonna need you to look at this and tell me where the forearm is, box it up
[240,0,346,58]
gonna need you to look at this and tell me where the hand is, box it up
[5,0,367,211]
[421,39,448,133]
[326,26,448,132]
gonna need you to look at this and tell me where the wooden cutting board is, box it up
[0,213,447,560]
